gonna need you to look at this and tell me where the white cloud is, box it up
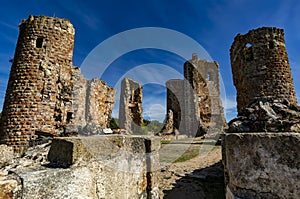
[143,104,166,122]
[223,97,236,110]
[222,96,237,121]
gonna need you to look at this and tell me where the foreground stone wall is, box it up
[119,78,143,134]
[224,133,300,198]
[230,27,297,113]
[0,16,116,153]
[0,135,161,199]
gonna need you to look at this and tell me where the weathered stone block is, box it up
[48,135,161,165]
[224,133,300,198]
[48,137,93,166]
[31,135,160,199]
[0,145,16,168]
[0,172,23,199]
[19,167,97,199]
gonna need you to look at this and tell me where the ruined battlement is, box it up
[230,27,297,113]
[20,15,74,33]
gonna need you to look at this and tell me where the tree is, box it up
[109,118,119,129]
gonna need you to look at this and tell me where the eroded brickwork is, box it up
[119,78,143,134]
[230,27,297,113]
[0,16,116,152]
[0,16,75,152]
[85,78,116,127]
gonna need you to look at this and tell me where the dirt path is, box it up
[158,140,225,199]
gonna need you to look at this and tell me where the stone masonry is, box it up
[224,27,300,198]
[0,16,116,153]
[228,27,300,133]
[119,78,143,134]
[161,54,226,137]
[230,27,297,113]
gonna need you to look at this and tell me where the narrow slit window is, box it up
[36,37,44,48]
[269,41,274,49]
[66,112,73,123]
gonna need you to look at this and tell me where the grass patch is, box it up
[161,140,172,144]
[174,148,199,163]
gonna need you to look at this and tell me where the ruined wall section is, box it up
[184,54,225,135]
[69,67,87,127]
[163,54,225,137]
[184,58,210,130]
[0,16,75,151]
[85,78,116,128]
[119,78,143,134]
[230,27,297,113]
[166,79,184,132]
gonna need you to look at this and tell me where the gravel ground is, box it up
[158,139,225,199]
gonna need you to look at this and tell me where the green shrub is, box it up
[109,118,119,129]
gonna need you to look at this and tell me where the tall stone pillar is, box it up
[119,78,143,134]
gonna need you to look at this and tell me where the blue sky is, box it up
[1,0,300,122]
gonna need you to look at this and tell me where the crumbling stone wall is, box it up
[85,78,116,127]
[230,27,297,113]
[119,78,143,134]
[162,54,225,137]
[0,16,116,153]
[185,55,226,133]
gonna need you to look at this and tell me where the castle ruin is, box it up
[0,16,116,153]
[224,27,300,198]
[230,27,297,113]
[161,54,226,137]
[0,16,161,199]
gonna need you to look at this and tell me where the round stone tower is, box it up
[0,16,75,152]
[230,27,297,114]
